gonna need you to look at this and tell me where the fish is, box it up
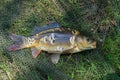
[8,22,96,64]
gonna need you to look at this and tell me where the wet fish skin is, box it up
[39,32,96,53]
[8,31,96,54]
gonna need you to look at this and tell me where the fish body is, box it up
[8,22,96,64]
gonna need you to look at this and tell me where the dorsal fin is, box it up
[32,21,61,35]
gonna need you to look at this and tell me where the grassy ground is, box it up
[0,0,120,80]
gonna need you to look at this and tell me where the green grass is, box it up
[0,0,120,80]
[103,28,120,74]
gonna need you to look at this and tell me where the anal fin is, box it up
[31,47,41,58]
[50,54,60,64]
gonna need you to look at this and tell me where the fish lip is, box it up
[93,41,97,48]
[85,41,97,50]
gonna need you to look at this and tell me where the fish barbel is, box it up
[8,22,96,64]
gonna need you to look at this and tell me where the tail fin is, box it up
[8,33,26,51]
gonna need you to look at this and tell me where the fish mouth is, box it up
[92,41,96,48]
[85,41,96,50]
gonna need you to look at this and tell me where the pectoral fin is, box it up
[50,54,60,64]
[31,47,41,58]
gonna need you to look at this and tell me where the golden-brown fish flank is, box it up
[8,22,96,64]
[38,37,72,52]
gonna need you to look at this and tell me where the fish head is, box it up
[76,36,96,51]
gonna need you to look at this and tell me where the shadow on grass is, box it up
[0,0,24,64]
[0,0,23,30]
[100,73,120,80]
[14,60,71,80]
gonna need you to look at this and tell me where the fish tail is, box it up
[8,33,32,51]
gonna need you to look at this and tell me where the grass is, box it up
[103,28,120,74]
[0,0,120,80]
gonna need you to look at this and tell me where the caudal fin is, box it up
[8,33,25,51]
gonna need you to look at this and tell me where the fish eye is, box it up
[86,37,90,42]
